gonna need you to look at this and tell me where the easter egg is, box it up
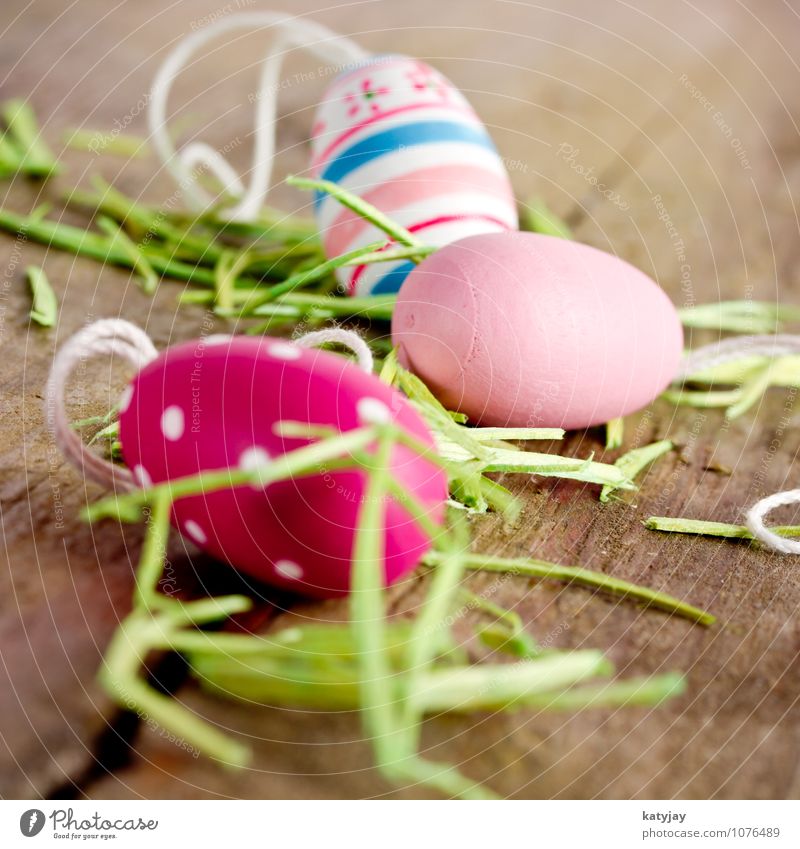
[118,335,447,597]
[310,55,518,296]
[392,231,684,430]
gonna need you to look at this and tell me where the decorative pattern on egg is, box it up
[310,55,519,295]
[118,335,447,597]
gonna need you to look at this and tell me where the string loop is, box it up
[149,12,368,222]
[44,319,158,492]
[294,327,373,373]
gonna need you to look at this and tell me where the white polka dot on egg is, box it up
[133,464,152,488]
[268,341,302,361]
[239,446,271,487]
[275,559,303,580]
[357,397,392,424]
[160,405,185,441]
[204,334,232,346]
[183,519,207,545]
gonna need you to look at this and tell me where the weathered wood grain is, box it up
[1,0,798,799]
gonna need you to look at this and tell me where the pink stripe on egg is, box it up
[323,164,515,258]
[346,212,513,293]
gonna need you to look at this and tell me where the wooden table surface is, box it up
[2,0,799,800]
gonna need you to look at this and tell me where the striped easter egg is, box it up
[310,55,518,296]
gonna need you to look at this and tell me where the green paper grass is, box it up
[605,417,625,450]
[88,418,706,798]
[464,589,542,658]
[379,352,634,515]
[599,439,673,503]
[64,128,150,158]
[423,549,714,626]
[96,215,160,294]
[521,197,573,240]
[666,346,800,421]
[1,99,60,177]
[26,265,57,326]
[645,516,800,545]
[679,300,800,333]
[287,174,425,251]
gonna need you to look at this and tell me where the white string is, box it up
[745,490,800,555]
[178,141,246,197]
[148,12,369,221]
[44,319,158,492]
[679,334,800,554]
[45,321,374,493]
[295,327,374,373]
[677,334,800,379]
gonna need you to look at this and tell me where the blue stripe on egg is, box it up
[314,120,499,209]
[369,260,416,294]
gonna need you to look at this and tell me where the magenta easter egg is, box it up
[118,336,447,597]
[310,55,518,296]
[392,231,684,430]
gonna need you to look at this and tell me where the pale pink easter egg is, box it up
[118,336,447,597]
[392,231,684,429]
